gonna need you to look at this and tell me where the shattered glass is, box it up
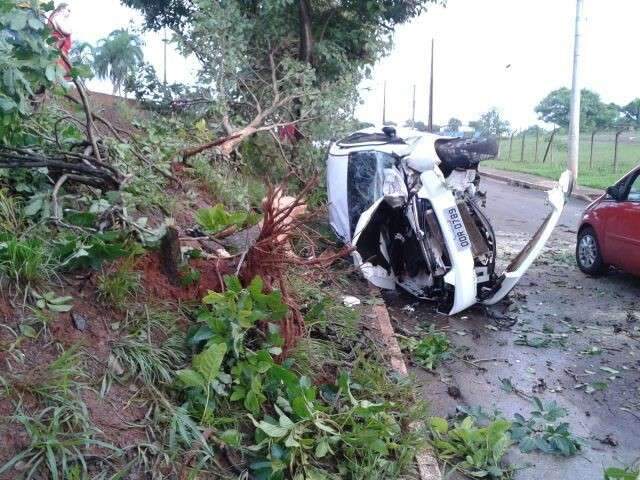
[347,151,395,236]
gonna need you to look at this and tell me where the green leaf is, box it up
[176,369,205,388]
[27,16,43,30]
[284,432,300,448]
[45,64,57,82]
[518,436,537,453]
[369,438,388,454]
[9,11,28,30]
[224,275,243,293]
[315,439,330,458]
[23,195,44,217]
[0,96,16,112]
[220,429,241,447]
[193,342,227,385]
[230,386,246,402]
[430,417,449,435]
[257,420,290,438]
[19,324,37,338]
[47,303,73,313]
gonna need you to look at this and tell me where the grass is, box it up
[486,131,640,189]
[0,188,24,232]
[96,261,141,309]
[0,234,52,288]
[191,156,266,210]
[0,347,120,480]
[0,405,119,480]
[102,307,186,396]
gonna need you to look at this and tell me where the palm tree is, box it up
[70,41,95,65]
[93,29,144,95]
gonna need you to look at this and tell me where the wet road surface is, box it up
[384,177,640,479]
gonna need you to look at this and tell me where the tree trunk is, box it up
[160,226,181,286]
[298,0,314,65]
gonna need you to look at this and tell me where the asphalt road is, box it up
[481,177,586,237]
[384,177,640,480]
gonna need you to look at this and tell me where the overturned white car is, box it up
[327,126,573,315]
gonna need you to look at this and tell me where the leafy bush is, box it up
[176,276,423,479]
[429,416,513,479]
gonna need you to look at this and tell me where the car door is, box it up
[605,170,640,274]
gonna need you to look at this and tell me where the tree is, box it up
[534,88,620,131]
[469,109,510,136]
[0,1,65,142]
[121,0,438,84]
[414,121,428,132]
[120,0,438,157]
[621,98,640,127]
[69,41,94,66]
[446,117,462,131]
[93,29,144,95]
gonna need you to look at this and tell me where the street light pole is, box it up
[163,27,168,85]
[382,80,387,125]
[567,0,584,185]
[428,38,434,132]
[411,83,416,125]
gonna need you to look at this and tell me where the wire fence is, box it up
[486,129,640,189]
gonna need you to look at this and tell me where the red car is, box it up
[576,165,640,276]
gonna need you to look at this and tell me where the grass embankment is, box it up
[486,132,640,189]
[0,96,427,479]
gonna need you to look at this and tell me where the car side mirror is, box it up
[606,185,621,201]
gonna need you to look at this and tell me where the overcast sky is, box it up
[66,0,640,129]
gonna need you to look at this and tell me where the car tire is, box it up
[576,226,607,276]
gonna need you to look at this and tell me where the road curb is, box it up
[480,170,596,203]
[367,286,442,480]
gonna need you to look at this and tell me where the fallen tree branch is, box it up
[181,133,242,161]
[0,147,122,191]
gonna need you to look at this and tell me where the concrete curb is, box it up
[367,286,442,480]
[480,170,597,203]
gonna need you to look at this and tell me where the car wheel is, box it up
[576,227,607,276]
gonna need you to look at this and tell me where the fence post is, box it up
[541,128,557,163]
[520,133,526,162]
[534,127,539,162]
[508,132,514,161]
[613,128,625,173]
[589,129,598,169]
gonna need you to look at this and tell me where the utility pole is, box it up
[567,0,584,186]
[411,83,416,125]
[163,27,168,85]
[428,38,434,132]
[382,80,387,125]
